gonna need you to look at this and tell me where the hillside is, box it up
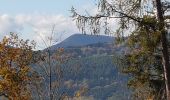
[49,34,114,50]
[32,54,131,100]
[32,34,131,100]
[62,55,131,100]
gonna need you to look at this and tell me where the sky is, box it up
[0,0,98,49]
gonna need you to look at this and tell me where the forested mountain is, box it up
[49,34,114,50]
[32,34,131,100]
[0,0,169,99]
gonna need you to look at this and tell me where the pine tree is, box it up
[71,0,170,99]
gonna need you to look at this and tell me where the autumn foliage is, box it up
[0,33,36,100]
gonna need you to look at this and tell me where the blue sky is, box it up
[0,0,97,49]
[0,0,95,15]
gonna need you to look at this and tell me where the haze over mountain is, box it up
[32,33,131,100]
[49,34,114,50]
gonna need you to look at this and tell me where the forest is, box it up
[0,0,170,100]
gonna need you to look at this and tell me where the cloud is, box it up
[0,14,23,37]
[0,3,118,49]
[0,13,79,49]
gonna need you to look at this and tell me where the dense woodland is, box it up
[0,0,170,100]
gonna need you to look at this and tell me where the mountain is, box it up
[32,54,131,100]
[49,34,114,50]
[32,33,131,100]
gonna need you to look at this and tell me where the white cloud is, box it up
[0,2,119,50]
[0,13,79,49]
[0,14,23,37]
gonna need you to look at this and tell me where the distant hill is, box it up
[49,34,114,50]
[33,33,131,99]
[32,55,131,100]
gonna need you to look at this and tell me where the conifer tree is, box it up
[71,0,170,99]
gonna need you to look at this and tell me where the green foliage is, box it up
[122,16,166,99]
[71,0,170,99]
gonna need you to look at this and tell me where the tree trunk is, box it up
[155,0,170,99]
